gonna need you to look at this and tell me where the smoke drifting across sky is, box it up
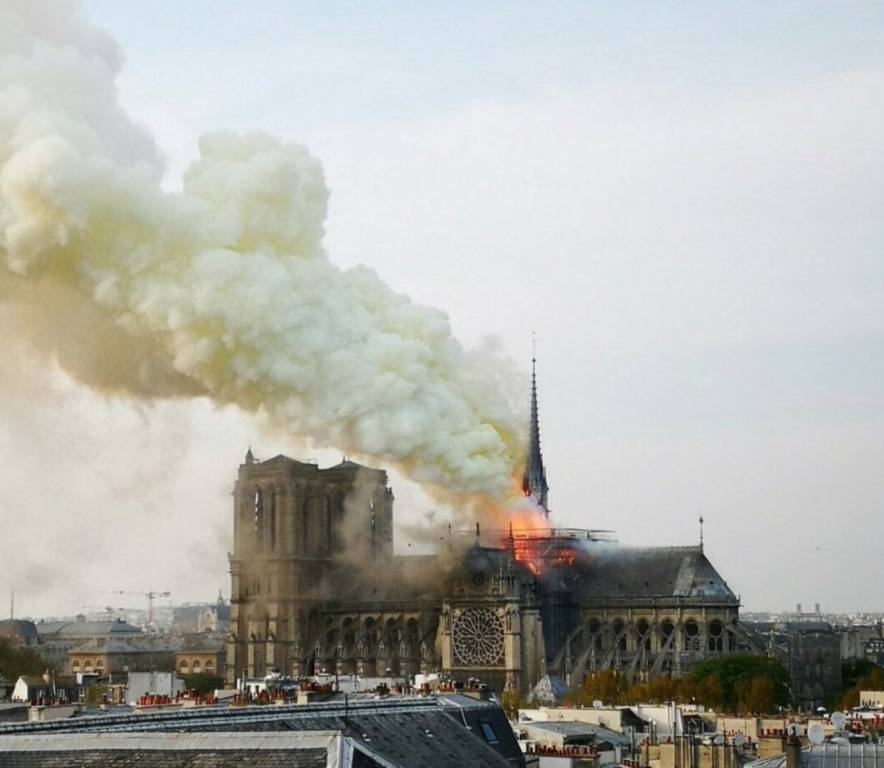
[0,2,527,513]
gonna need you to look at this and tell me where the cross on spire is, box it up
[523,334,550,514]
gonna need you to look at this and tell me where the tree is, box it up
[566,670,632,706]
[692,656,789,713]
[500,689,527,719]
[181,673,224,695]
[830,660,884,710]
[0,638,47,683]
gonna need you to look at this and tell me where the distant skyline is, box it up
[2,1,883,616]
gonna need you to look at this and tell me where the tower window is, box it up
[254,489,264,551]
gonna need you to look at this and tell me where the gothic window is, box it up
[301,502,309,555]
[685,619,700,652]
[253,489,264,551]
[325,496,333,553]
[612,619,627,652]
[452,608,505,667]
[636,619,651,651]
[269,491,277,552]
[660,620,675,649]
[588,619,602,651]
[708,620,724,652]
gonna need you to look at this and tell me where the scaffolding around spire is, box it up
[522,343,550,514]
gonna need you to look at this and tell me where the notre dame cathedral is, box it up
[226,364,755,694]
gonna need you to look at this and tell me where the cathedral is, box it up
[226,362,751,694]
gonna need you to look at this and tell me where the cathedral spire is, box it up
[523,339,549,514]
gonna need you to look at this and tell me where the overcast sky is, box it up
[3,1,883,617]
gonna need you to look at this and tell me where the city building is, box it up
[0,619,39,648]
[67,636,181,676]
[34,617,142,670]
[174,635,226,679]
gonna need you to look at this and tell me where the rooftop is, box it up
[0,695,521,768]
[748,744,884,768]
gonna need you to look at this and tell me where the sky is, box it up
[3,0,884,617]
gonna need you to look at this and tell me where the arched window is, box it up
[684,619,700,652]
[612,619,627,652]
[254,488,264,551]
[180,659,189,672]
[269,491,277,552]
[636,619,651,651]
[84,659,92,669]
[192,660,201,674]
[708,620,724,652]
[72,659,80,670]
[205,659,214,672]
[588,619,602,651]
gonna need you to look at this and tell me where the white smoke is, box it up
[0,1,527,505]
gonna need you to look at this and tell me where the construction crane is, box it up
[102,590,171,628]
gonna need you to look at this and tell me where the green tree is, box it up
[500,689,527,719]
[692,656,789,713]
[566,670,631,706]
[830,660,884,711]
[181,673,224,695]
[0,638,48,683]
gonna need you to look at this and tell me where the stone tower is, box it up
[226,453,394,684]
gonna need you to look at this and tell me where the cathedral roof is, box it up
[574,545,737,601]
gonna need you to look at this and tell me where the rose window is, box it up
[452,608,504,666]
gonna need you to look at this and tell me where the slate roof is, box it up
[35,621,142,639]
[0,621,38,645]
[0,732,335,768]
[574,546,737,601]
[0,696,521,768]
[69,637,182,654]
[529,674,569,706]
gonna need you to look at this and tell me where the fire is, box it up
[493,478,552,575]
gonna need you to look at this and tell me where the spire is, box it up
[245,446,254,465]
[699,514,704,552]
[523,337,549,513]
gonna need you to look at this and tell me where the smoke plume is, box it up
[0,2,529,509]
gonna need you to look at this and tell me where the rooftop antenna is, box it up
[9,590,13,620]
